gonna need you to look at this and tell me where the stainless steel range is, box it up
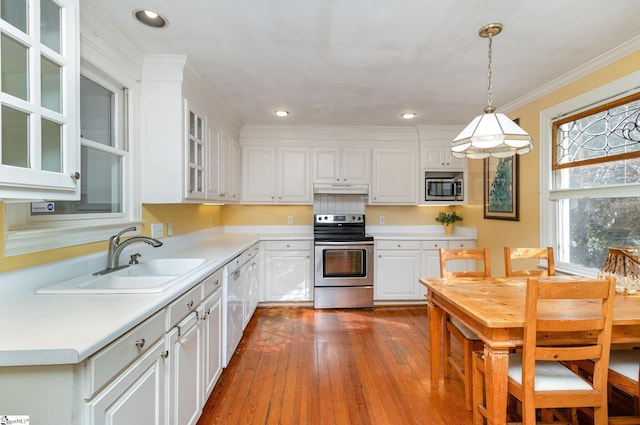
[313,214,374,309]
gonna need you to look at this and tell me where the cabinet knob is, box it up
[378,254,382,258]
[161,350,169,359]
[186,300,194,309]
[71,171,81,181]
[135,338,145,349]
[397,244,401,248]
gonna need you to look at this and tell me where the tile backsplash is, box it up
[313,194,366,215]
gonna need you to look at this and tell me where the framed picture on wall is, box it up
[483,154,519,221]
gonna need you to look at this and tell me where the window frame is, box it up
[540,70,640,277]
[4,62,142,256]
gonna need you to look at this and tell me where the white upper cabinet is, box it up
[421,144,466,170]
[141,55,241,203]
[312,147,370,184]
[418,126,467,171]
[0,0,80,200]
[241,146,311,204]
[370,147,418,204]
[208,131,240,202]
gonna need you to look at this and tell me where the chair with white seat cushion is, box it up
[608,349,640,425]
[439,247,491,411]
[473,276,616,424]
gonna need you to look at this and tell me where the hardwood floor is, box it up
[198,306,473,425]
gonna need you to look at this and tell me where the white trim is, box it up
[540,71,640,274]
[502,35,640,114]
[5,219,143,256]
[549,184,640,200]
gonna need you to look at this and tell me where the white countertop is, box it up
[0,225,474,367]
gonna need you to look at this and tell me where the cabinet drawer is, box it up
[202,268,223,299]
[376,240,421,250]
[166,283,203,330]
[422,240,448,250]
[84,309,165,399]
[447,240,476,249]
[263,240,311,251]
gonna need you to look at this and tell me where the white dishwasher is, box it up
[223,255,244,367]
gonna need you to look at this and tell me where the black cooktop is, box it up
[313,214,373,242]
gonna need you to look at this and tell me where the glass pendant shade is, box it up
[451,23,534,159]
[451,109,534,159]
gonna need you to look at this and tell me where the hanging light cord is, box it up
[485,33,495,113]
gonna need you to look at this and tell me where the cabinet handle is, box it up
[71,171,81,181]
[397,244,401,248]
[161,350,169,359]
[135,338,145,349]
[186,300,194,309]
[378,254,382,258]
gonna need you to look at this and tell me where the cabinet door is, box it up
[375,249,422,300]
[0,0,80,200]
[370,148,417,204]
[207,127,223,200]
[422,145,466,170]
[168,312,202,425]
[342,148,370,183]
[312,147,340,183]
[278,147,311,203]
[87,339,166,425]
[241,146,276,202]
[264,250,312,301]
[202,291,222,398]
[185,108,206,200]
[227,138,241,201]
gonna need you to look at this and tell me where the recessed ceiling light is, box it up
[274,110,290,117]
[401,112,417,119]
[133,9,168,28]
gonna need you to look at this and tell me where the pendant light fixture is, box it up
[451,23,533,159]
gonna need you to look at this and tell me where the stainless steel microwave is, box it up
[425,171,464,202]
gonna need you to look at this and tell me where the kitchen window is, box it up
[4,65,141,256]
[541,73,640,276]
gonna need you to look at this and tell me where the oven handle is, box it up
[314,241,374,247]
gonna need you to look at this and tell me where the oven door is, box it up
[314,241,373,287]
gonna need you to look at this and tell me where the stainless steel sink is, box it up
[36,258,206,294]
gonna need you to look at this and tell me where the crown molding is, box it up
[501,35,640,113]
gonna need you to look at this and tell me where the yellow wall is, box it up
[1,50,637,275]
[467,50,640,276]
[0,203,224,273]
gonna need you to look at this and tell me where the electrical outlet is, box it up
[379,216,385,224]
[167,223,173,236]
[288,216,294,225]
[151,223,164,239]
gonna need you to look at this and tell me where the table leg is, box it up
[483,345,510,425]
[428,302,443,388]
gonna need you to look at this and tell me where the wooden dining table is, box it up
[419,275,640,425]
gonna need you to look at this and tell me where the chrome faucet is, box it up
[94,226,163,275]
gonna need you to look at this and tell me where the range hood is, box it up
[313,183,369,195]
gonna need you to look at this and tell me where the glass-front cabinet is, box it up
[0,0,80,200]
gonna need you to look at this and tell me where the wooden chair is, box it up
[439,247,491,411]
[606,349,640,424]
[473,276,616,425]
[504,247,555,277]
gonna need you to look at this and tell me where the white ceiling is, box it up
[86,0,640,127]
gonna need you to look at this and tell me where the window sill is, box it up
[5,219,143,256]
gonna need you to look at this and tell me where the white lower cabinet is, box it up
[262,240,313,302]
[375,240,422,300]
[202,288,223,398]
[87,338,167,425]
[167,312,202,425]
[375,239,476,301]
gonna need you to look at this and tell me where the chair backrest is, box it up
[521,276,616,404]
[504,247,555,277]
[439,248,491,279]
